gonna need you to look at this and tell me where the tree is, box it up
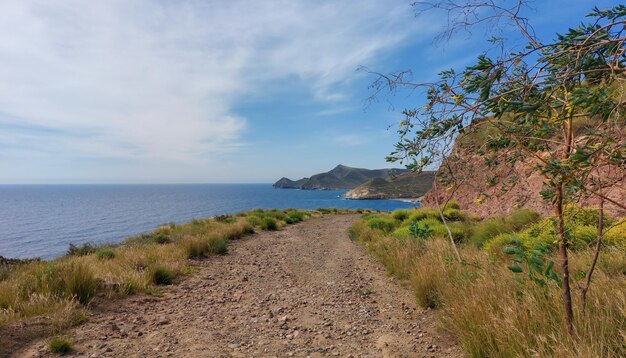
[377,2,626,337]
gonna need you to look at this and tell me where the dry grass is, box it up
[0,208,358,333]
[352,208,626,358]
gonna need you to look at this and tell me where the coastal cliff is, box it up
[273,164,410,190]
[344,172,435,200]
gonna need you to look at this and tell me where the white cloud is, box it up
[0,0,427,178]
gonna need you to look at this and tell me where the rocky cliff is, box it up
[273,165,410,190]
[421,136,625,218]
[344,172,435,200]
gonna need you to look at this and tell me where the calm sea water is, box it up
[0,184,416,259]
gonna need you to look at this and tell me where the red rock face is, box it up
[421,145,625,218]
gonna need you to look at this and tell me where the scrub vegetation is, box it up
[0,208,364,336]
[350,206,626,357]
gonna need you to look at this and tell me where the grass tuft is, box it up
[48,336,72,355]
[151,266,175,285]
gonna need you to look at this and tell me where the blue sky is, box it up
[0,0,621,184]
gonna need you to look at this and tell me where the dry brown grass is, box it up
[0,209,346,332]
[351,211,626,358]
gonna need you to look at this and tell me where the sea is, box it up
[0,184,418,259]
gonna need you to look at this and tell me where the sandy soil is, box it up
[13,215,462,358]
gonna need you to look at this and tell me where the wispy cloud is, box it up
[0,0,432,181]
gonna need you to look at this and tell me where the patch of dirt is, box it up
[12,215,462,357]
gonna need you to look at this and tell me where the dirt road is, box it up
[16,215,461,357]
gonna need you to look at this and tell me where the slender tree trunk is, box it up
[579,195,604,313]
[433,179,462,263]
[554,184,574,337]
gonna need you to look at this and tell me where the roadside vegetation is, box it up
[351,206,626,357]
[0,208,365,341]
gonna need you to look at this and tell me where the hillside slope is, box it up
[274,164,410,190]
[421,130,626,217]
[344,172,435,199]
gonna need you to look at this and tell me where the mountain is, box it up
[344,172,436,199]
[273,164,410,190]
[273,177,309,189]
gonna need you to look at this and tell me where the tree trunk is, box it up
[555,185,574,337]
[432,179,462,263]
[579,195,604,313]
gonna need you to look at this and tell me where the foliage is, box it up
[63,263,98,304]
[503,238,560,286]
[95,247,115,260]
[151,266,175,285]
[260,217,278,231]
[381,3,626,335]
[48,337,72,355]
[350,208,626,356]
[66,243,97,257]
[365,216,397,233]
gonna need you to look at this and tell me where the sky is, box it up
[0,0,621,184]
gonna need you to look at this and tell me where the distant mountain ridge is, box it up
[273,165,410,190]
[344,171,436,200]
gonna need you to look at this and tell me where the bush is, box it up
[215,214,236,223]
[206,236,228,255]
[469,218,511,248]
[260,217,278,231]
[391,209,410,222]
[392,226,411,239]
[96,247,115,260]
[444,201,461,210]
[507,209,541,230]
[406,209,441,223]
[66,243,96,256]
[64,263,98,305]
[151,266,175,285]
[151,231,171,244]
[221,221,254,240]
[49,337,72,355]
[246,215,263,227]
[443,208,464,221]
[366,217,397,233]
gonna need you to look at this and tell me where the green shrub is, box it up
[206,236,228,255]
[366,217,397,233]
[96,247,115,260]
[215,214,236,223]
[444,201,461,210]
[392,209,411,222]
[64,263,98,304]
[260,217,278,231]
[288,212,304,222]
[49,337,72,355]
[406,209,441,223]
[66,243,96,256]
[604,221,626,248]
[443,208,464,221]
[151,266,175,285]
[507,209,541,230]
[246,215,263,227]
[392,226,411,239]
[151,232,171,244]
[469,218,510,248]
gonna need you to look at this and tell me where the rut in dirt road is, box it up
[17,215,462,358]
